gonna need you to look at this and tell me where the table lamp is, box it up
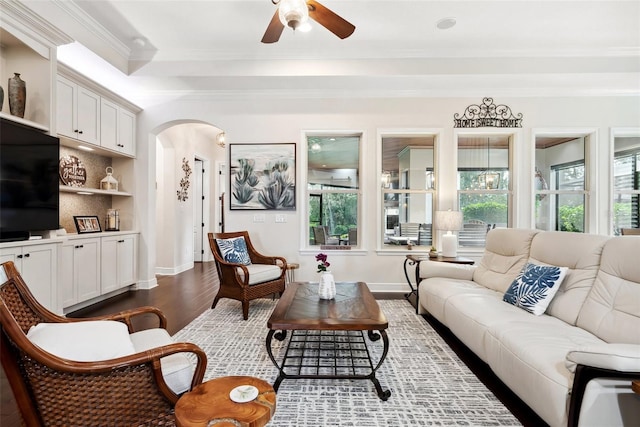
[435,210,463,257]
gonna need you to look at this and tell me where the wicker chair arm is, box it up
[29,339,207,403]
[67,306,168,332]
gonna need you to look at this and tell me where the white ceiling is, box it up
[20,0,640,107]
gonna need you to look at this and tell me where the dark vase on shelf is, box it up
[0,84,4,111]
[8,73,26,118]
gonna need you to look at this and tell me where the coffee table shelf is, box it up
[266,282,391,401]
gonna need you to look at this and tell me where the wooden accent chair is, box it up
[208,231,287,320]
[0,261,207,426]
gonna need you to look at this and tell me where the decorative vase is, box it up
[318,271,336,300]
[0,84,4,111]
[8,73,26,118]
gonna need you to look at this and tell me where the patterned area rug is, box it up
[173,298,521,426]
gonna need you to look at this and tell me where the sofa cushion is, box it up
[418,276,486,318]
[216,236,251,265]
[484,318,606,427]
[27,321,136,362]
[503,263,568,315]
[577,237,640,344]
[236,264,282,285]
[530,231,609,325]
[130,328,195,395]
[473,228,539,293]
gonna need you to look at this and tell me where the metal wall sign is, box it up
[454,97,523,128]
[59,155,87,187]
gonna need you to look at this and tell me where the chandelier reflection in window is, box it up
[425,170,435,190]
[478,138,501,189]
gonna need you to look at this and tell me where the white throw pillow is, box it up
[27,321,136,362]
[503,263,568,315]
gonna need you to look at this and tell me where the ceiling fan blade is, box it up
[307,0,355,39]
[261,10,285,43]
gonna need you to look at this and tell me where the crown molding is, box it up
[0,0,72,57]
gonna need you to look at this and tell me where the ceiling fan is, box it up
[262,0,356,44]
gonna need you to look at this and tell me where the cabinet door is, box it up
[116,235,136,287]
[76,87,101,145]
[100,98,119,152]
[118,108,136,157]
[101,237,119,293]
[59,243,75,308]
[56,76,77,139]
[20,244,58,314]
[74,239,101,302]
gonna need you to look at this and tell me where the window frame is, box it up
[377,129,442,253]
[610,127,640,235]
[455,130,516,252]
[302,131,364,251]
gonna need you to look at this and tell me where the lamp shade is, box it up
[435,210,463,232]
[278,0,309,30]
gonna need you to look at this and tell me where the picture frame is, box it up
[229,143,296,210]
[73,215,102,234]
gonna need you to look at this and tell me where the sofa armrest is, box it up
[565,343,640,372]
[419,262,476,281]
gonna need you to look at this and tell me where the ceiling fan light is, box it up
[279,0,309,30]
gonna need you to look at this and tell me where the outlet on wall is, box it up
[275,214,286,223]
[253,214,265,223]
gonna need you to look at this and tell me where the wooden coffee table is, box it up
[174,376,276,427]
[266,281,391,400]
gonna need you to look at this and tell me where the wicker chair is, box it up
[0,261,207,426]
[208,231,286,320]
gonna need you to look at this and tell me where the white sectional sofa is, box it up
[417,228,640,427]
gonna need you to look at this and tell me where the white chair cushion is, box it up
[130,328,195,394]
[236,264,282,285]
[27,321,136,362]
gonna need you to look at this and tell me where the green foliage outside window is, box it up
[461,201,508,224]
[558,205,584,232]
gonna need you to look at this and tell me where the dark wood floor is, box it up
[1,261,545,426]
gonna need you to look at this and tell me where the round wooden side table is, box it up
[285,262,299,284]
[175,376,276,427]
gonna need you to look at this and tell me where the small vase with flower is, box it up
[315,252,336,300]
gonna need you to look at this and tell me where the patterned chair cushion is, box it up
[503,263,568,315]
[216,237,252,265]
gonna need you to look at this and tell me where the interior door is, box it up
[193,159,204,262]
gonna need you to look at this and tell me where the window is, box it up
[307,134,360,247]
[534,137,587,232]
[613,136,640,235]
[381,136,435,248]
[457,136,510,248]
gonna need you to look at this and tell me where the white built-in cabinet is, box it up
[57,66,138,159]
[100,98,136,157]
[58,232,139,311]
[0,242,59,313]
[56,75,101,144]
[101,234,137,294]
[59,237,101,308]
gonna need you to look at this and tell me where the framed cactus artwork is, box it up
[229,143,296,210]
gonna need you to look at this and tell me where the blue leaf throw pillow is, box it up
[216,237,251,265]
[503,263,568,315]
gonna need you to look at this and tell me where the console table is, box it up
[404,254,475,312]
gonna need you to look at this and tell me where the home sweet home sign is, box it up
[454,97,523,128]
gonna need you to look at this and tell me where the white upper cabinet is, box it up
[100,98,136,157]
[56,75,100,144]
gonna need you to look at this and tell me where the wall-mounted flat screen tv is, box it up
[0,118,60,242]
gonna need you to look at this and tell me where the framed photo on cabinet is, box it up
[229,143,296,210]
[73,215,102,234]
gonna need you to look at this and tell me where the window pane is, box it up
[308,136,359,189]
[384,193,433,247]
[459,193,508,247]
[556,194,585,232]
[613,136,640,234]
[307,134,360,247]
[381,136,435,248]
[458,137,509,191]
[534,136,586,232]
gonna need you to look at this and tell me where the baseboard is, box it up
[155,261,194,276]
